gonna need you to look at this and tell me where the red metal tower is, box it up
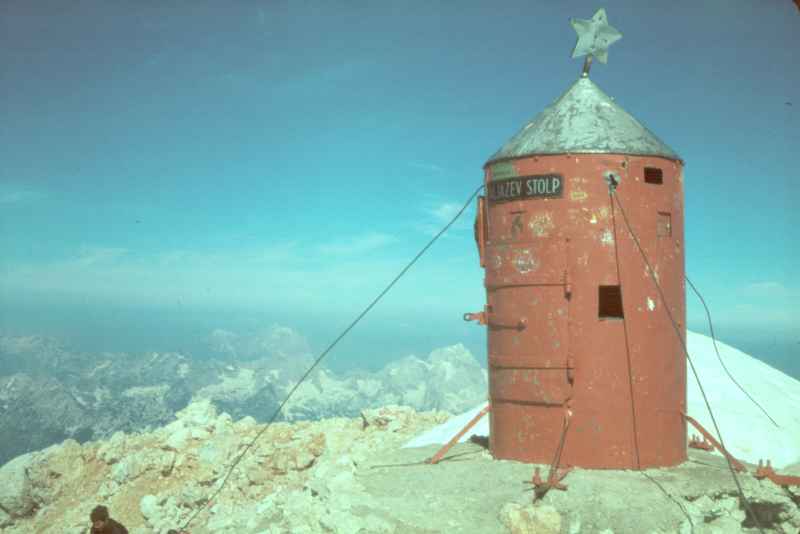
[470,8,686,469]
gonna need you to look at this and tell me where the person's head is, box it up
[90,505,109,529]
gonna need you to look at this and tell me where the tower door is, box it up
[485,237,572,462]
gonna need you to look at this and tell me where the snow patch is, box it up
[404,331,800,469]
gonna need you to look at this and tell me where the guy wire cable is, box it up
[179,183,486,531]
[685,275,779,428]
[607,186,643,470]
[608,185,765,534]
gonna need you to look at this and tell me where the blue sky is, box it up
[1,0,797,377]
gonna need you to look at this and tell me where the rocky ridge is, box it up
[0,399,798,533]
[0,399,453,533]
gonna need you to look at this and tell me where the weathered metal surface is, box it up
[530,465,572,496]
[755,460,800,487]
[476,151,686,469]
[570,8,622,65]
[426,405,491,465]
[688,434,714,451]
[684,414,745,472]
[486,77,682,165]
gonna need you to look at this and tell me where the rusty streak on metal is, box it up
[688,434,714,452]
[684,414,746,472]
[530,466,572,497]
[755,460,800,487]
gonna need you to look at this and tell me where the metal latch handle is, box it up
[464,310,526,331]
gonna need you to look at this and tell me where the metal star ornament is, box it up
[570,8,622,76]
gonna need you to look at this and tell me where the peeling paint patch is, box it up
[512,249,538,274]
[511,214,524,239]
[578,252,589,266]
[600,229,615,246]
[643,266,660,282]
[647,297,656,311]
[493,255,503,269]
[528,212,555,237]
[570,189,588,202]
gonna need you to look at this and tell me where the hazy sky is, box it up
[1,1,797,376]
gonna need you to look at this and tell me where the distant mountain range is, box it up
[0,325,487,467]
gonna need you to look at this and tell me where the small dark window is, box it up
[644,167,663,184]
[599,285,624,319]
[657,212,672,237]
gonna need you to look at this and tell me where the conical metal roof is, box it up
[486,76,681,165]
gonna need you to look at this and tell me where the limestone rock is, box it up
[25,439,85,506]
[97,431,128,465]
[499,503,563,534]
[175,398,217,427]
[0,453,35,524]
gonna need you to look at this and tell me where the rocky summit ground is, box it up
[0,399,798,534]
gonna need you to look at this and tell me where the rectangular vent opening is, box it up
[599,285,624,319]
[644,167,663,185]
